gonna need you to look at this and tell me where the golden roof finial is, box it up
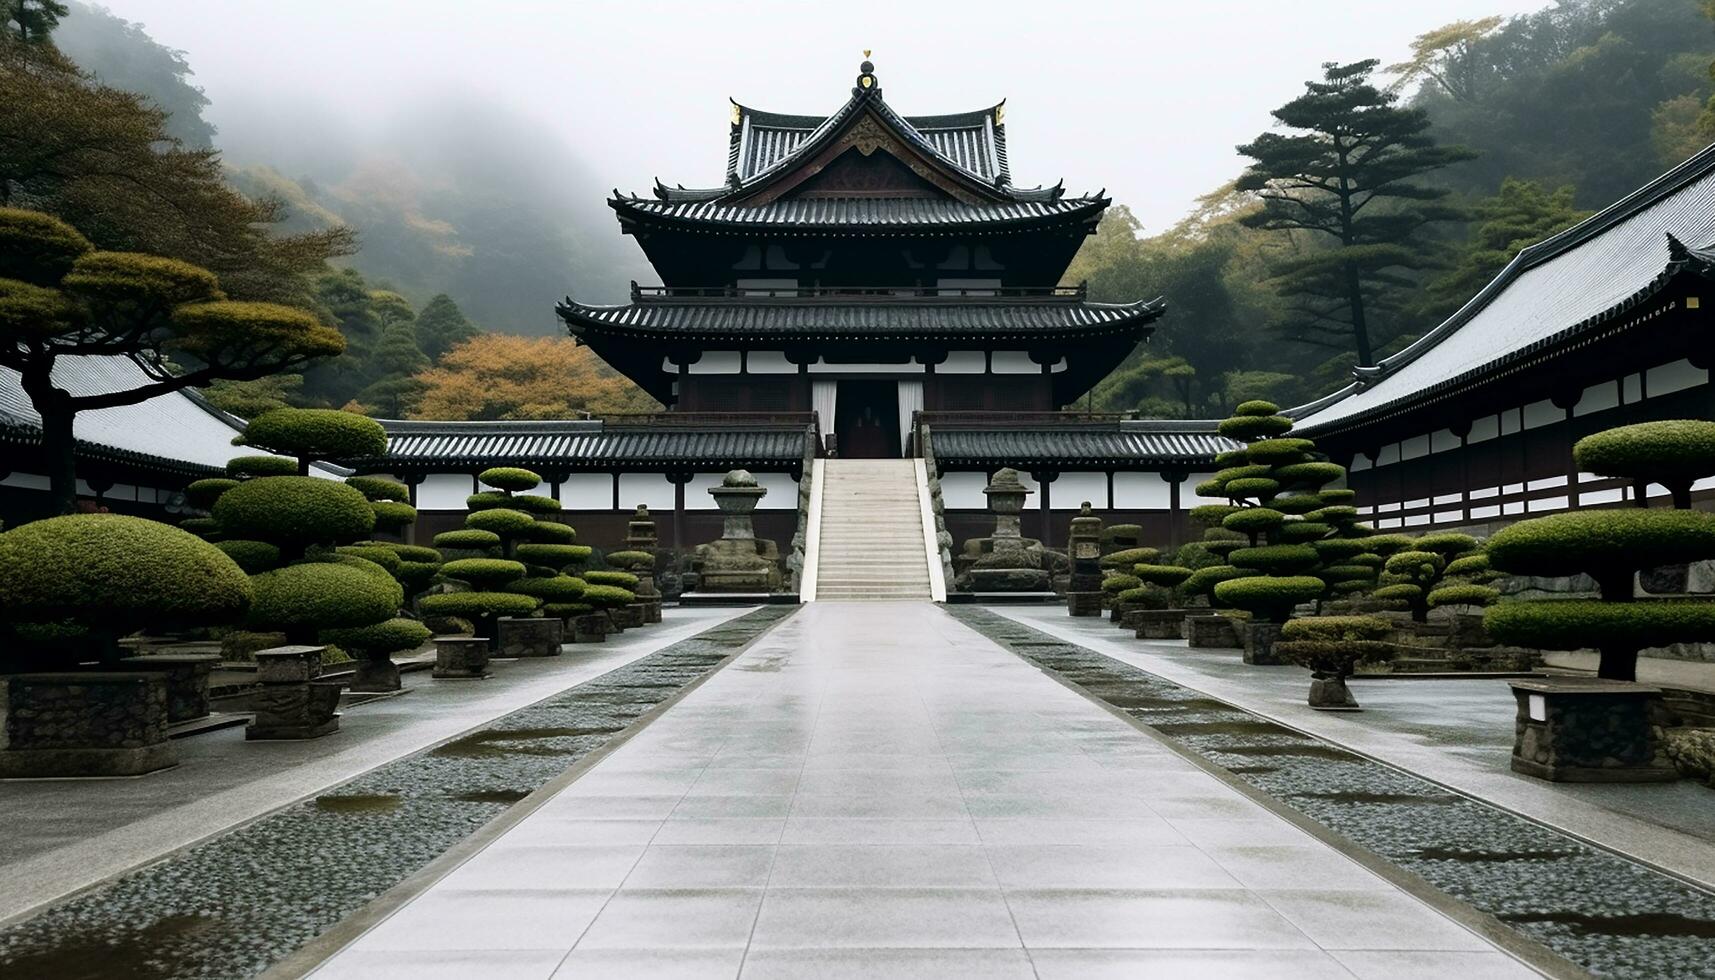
[864,49,872,58]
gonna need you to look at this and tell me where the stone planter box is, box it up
[570,614,609,643]
[1242,622,1286,666]
[605,609,627,634]
[116,653,219,722]
[1307,675,1361,711]
[497,617,561,658]
[0,672,177,777]
[1066,591,1103,617]
[1186,614,1242,649]
[624,603,652,628]
[247,646,341,740]
[1508,679,1678,782]
[432,636,492,679]
[1132,609,1188,640]
[349,654,402,693]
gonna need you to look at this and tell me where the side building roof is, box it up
[924,417,1238,469]
[1294,141,1715,435]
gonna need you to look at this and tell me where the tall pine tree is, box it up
[355,319,429,417]
[414,293,479,362]
[1236,60,1474,367]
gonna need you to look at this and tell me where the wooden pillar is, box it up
[1552,389,1581,510]
[1163,470,1183,552]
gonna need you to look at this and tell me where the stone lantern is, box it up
[1066,502,1104,616]
[982,468,1031,550]
[957,467,1050,594]
[695,470,783,593]
[625,504,663,621]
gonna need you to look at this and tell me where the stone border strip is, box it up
[948,607,1715,980]
[0,607,798,980]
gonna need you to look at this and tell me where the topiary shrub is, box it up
[1230,544,1320,575]
[434,529,501,552]
[1183,564,1244,602]
[247,562,402,645]
[1102,574,1143,595]
[346,476,410,503]
[515,543,593,570]
[418,591,542,629]
[180,517,222,540]
[604,550,654,571]
[1134,564,1193,589]
[506,494,563,514]
[186,478,240,510]
[0,514,253,665]
[337,544,404,576]
[440,557,528,588]
[584,569,640,590]
[1214,575,1325,623]
[235,408,387,472]
[321,617,432,657]
[216,539,282,574]
[1278,615,1394,708]
[1099,524,1143,551]
[1573,419,1715,510]
[1099,547,1159,569]
[370,500,417,531]
[465,507,537,536]
[478,466,542,492]
[1427,583,1500,610]
[212,476,375,556]
[1222,508,1285,540]
[580,583,637,610]
[1278,522,1333,544]
[504,575,587,603]
[226,455,298,479]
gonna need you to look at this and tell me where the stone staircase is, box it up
[813,459,933,601]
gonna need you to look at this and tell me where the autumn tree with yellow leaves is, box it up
[410,335,658,421]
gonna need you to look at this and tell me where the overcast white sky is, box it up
[99,0,1554,231]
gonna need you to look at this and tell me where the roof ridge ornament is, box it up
[854,56,878,98]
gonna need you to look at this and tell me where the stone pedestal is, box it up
[498,617,561,658]
[1507,679,1677,782]
[247,646,340,740]
[625,603,652,628]
[433,636,493,679]
[1186,614,1242,649]
[1308,675,1362,711]
[1066,502,1104,616]
[117,653,219,722]
[698,470,783,592]
[1242,622,1286,665]
[349,655,402,693]
[626,504,664,619]
[1067,592,1104,617]
[571,614,609,643]
[0,673,177,777]
[1133,609,1188,640]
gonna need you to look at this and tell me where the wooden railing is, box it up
[629,282,1087,302]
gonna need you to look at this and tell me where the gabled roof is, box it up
[925,417,1237,468]
[1294,141,1715,434]
[0,356,313,479]
[357,416,815,474]
[610,194,1107,234]
[730,98,1008,186]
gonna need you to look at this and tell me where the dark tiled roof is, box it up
[612,194,1105,232]
[929,421,1237,467]
[558,296,1165,342]
[731,99,1008,185]
[1295,140,1715,434]
[359,418,814,473]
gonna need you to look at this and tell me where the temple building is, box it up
[558,59,1165,458]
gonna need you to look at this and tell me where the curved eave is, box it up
[608,195,1108,237]
[0,421,227,481]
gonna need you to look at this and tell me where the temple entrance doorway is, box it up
[834,380,900,458]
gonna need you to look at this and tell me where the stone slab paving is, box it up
[0,605,749,926]
[311,601,1539,979]
[989,605,1715,887]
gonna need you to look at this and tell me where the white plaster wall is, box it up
[989,352,1038,375]
[416,472,473,511]
[1112,471,1171,509]
[747,351,797,374]
[1646,359,1706,397]
[753,472,798,510]
[558,473,612,510]
[618,473,676,511]
[1052,471,1107,510]
[940,471,990,509]
[939,351,985,374]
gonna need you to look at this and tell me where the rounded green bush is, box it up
[1116,587,1167,608]
[1444,553,1491,578]
[1345,553,1384,568]
[381,543,442,563]
[180,516,221,539]
[1486,510,1715,580]
[0,515,252,642]
[1486,598,1715,651]
[238,408,387,462]
[1203,538,1246,557]
[1305,506,1359,524]
[1271,495,1323,515]
[1318,488,1357,504]
[1213,464,1272,484]
[396,561,441,589]
[1134,564,1192,588]
[1412,532,1480,556]
[581,584,636,609]
[507,494,563,514]
[1428,584,1499,608]
[1320,564,1376,584]
[1190,504,1240,526]
[1213,575,1326,621]
[346,476,410,503]
[1100,547,1160,569]
[371,500,417,530]
[466,491,512,511]
[1245,439,1314,464]
[418,591,542,620]
[248,562,400,635]
[604,550,653,570]
[1372,583,1423,603]
[1280,615,1391,642]
[1234,400,1281,417]
[337,544,404,575]
[464,508,537,535]
[216,539,281,574]
[1573,420,1715,485]
[226,454,298,478]
[1218,414,1293,440]
[1102,574,1143,594]
[585,569,640,589]
[478,466,543,492]
[1100,524,1144,546]
[1278,522,1332,543]
[1384,551,1445,579]
[322,617,432,655]
[1229,544,1320,574]
[1362,534,1417,556]
[523,520,576,544]
[1222,508,1285,535]
[1271,462,1343,486]
[515,543,593,568]
[441,558,528,587]
[0,207,94,283]
[543,602,594,619]
[505,575,587,601]
[1193,479,1225,498]
[186,478,240,510]
[1183,564,1244,595]
[1312,539,1372,562]
[1213,450,1250,468]
[1223,477,1280,499]
[213,476,375,547]
[434,529,501,551]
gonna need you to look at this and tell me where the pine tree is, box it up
[3,0,68,44]
[414,293,479,362]
[1236,60,1475,367]
[300,268,382,405]
[355,319,429,418]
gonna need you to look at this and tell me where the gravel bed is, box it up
[0,606,796,980]
[950,607,1715,980]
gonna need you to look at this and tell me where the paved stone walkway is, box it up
[311,602,1539,979]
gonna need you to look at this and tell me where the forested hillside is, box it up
[1074,0,1715,418]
